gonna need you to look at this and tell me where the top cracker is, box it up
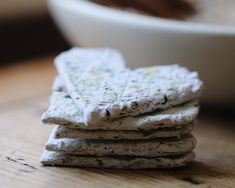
[55,48,203,124]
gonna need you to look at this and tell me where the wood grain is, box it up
[0,57,235,188]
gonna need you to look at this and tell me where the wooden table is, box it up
[0,57,235,188]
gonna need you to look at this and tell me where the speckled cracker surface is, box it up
[54,124,194,140]
[45,128,196,157]
[54,48,203,124]
[40,150,195,169]
[42,89,199,130]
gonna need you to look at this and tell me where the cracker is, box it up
[54,123,194,140]
[40,150,195,169]
[46,129,196,157]
[42,90,199,130]
[54,48,202,123]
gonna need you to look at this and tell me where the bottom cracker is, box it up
[40,150,195,169]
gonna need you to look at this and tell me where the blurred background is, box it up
[0,0,69,65]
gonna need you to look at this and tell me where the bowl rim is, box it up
[50,0,235,36]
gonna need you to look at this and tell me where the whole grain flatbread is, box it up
[54,123,194,140]
[46,129,196,157]
[40,150,195,169]
[42,89,199,130]
[54,48,202,124]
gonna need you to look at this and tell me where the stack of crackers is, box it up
[40,48,203,169]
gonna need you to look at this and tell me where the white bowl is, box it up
[48,0,235,103]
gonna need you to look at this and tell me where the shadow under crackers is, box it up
[52,161,233,186]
